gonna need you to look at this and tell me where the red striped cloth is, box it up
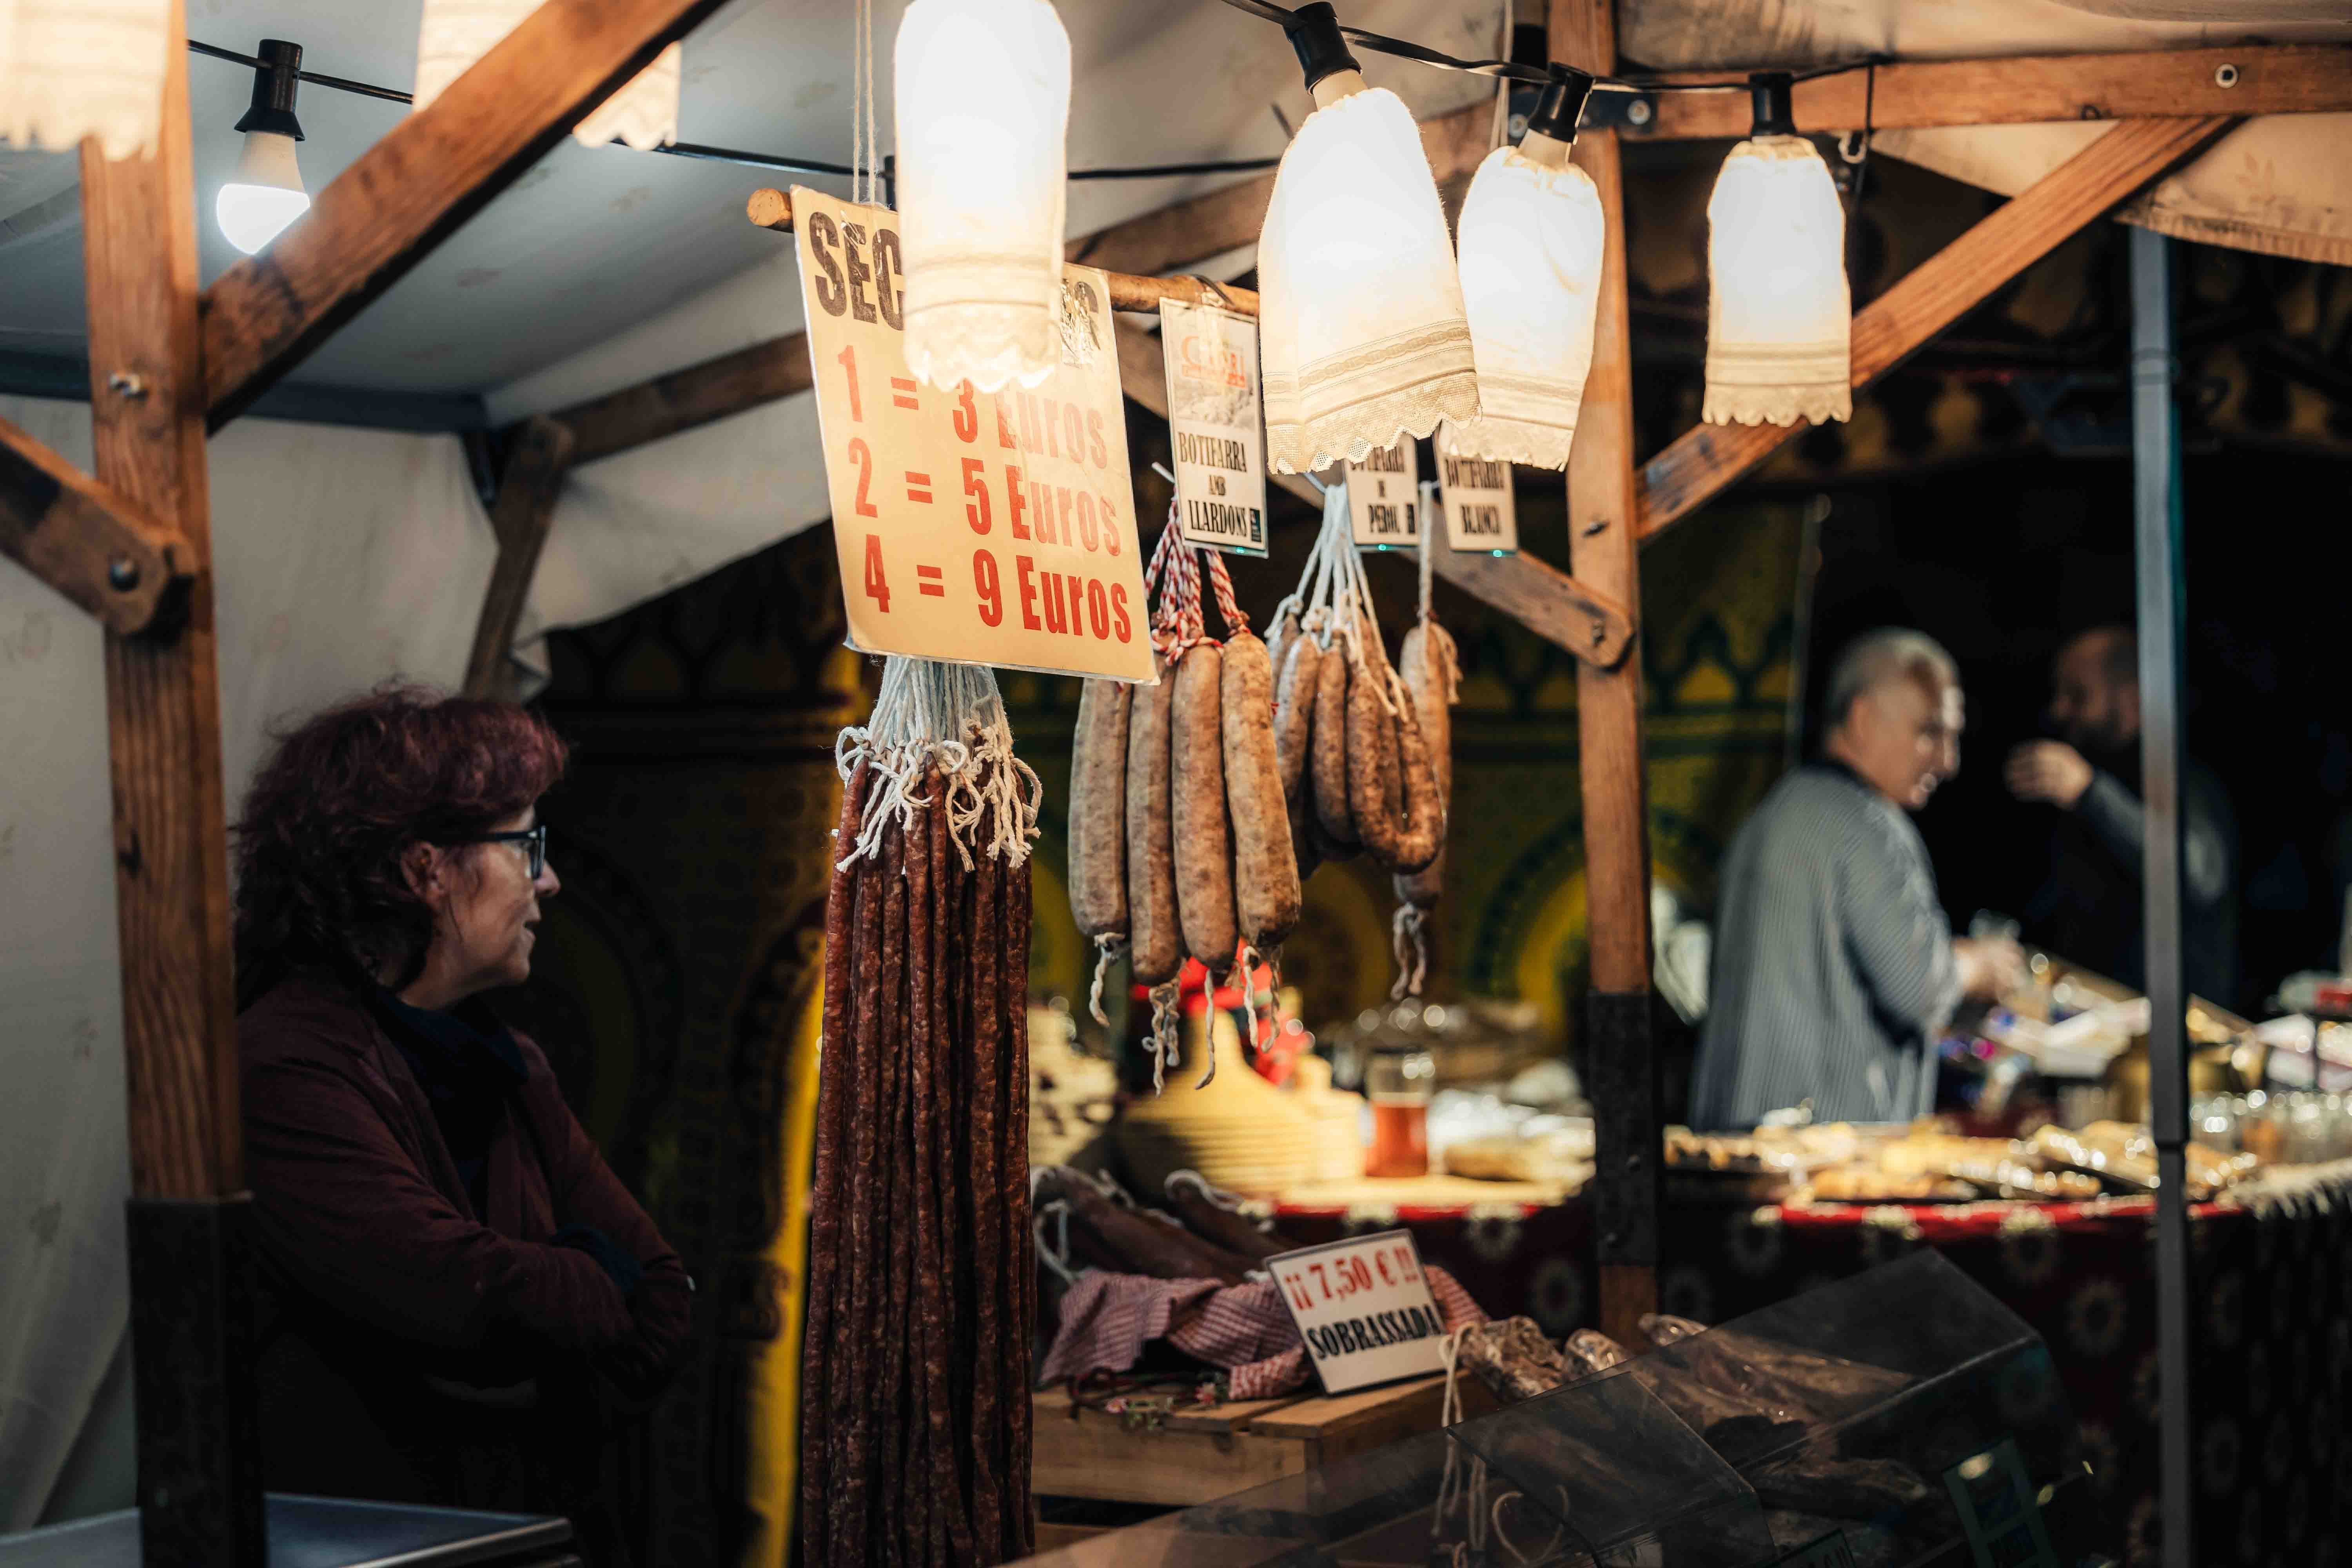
[1040,1266,1485,1401]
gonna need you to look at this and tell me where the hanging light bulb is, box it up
[1441,65,1605,471]
[215,39,309,256]
[895,0,1071,392]
[415,1,680,151]
[0,0,173,161]
[1703,72,1851,426]
[1259,2,1477,476]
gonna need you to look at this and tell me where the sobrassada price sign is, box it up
[1267,1230,1447,1394]
[792,187,1155,683]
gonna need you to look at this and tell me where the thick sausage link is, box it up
[1221,630,1302,955]
[1397,621,1456,905]
[1125,656,1181,984]
[1067,678,1131,940]
[1388,699,1443,875]
[1310,639,1357,849]
[1274,633,1321,808]
[1170,644,1239,969]
[1348,646,1407,868]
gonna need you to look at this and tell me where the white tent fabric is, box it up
[1624,0,2352,266]
[0,396,497,1525]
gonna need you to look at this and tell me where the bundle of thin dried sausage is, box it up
[804,659,1040,1568]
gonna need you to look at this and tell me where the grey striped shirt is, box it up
[1688,763,1962,1131]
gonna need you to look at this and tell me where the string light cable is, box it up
[186,23,1891,195]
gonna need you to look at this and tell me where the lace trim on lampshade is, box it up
[570,42,680,150]
[2,0,174,160]
[1264,323,1480,475]
[902,249,1063,393]
[1440,414,1575,471]
[1439,370,1586,470]
[1703,337,1851,426]
[415,0,675,149]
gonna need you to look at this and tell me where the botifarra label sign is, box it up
[1160,299,1268,557]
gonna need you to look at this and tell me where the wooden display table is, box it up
[1033,1372,1490,1519]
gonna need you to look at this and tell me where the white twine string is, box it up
[1147,980,1182,1093]
[1434,1325,1491,1560]
[1392,905,1429,1000]
[1087,933,1127,1026]
[836,657,1040,870]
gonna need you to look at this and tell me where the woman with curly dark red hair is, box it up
[233,687,686,1564]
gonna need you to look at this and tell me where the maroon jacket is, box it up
[239,973,690,1548]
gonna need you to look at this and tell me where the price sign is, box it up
[1436,450,1518,554]
[1267,1230,1447,1394]
[1160,299,1268,557]
[793,187,1154,683]
[1346,440,1419,550]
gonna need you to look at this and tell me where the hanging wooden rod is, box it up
[746,188,1261,316]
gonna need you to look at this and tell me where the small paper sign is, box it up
[1160,299,1268,557]
[1267,1230,1447,1394]
[792,187,1155,683]
[1436,450,1518,554]
[1943,1440,2058,1568]
[1346,440,1419,550]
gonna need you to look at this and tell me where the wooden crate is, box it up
[1031,1374,1487,1511]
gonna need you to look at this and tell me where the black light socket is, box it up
[233,38,305,142]
[1523,63,1596,144]
[1283,3,1360,94]
[1748,70,1796,137]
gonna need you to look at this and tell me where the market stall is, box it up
[4,0,2352,1566]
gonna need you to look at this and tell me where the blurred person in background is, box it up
[1691,630,2027,1129]
[2006,625,2238,1004]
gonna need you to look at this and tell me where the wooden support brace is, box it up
[463,417,575,700]
[200,0,732,429]
[0,416,192,635]
[1557,0,1662,1353]
[1110,319,1635,667]
[1636,114,2236,541]
[1637,44,2352,140]
[82,1,262,1558]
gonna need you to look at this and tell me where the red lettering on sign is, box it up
[1087,408,1109,470]
[973,550,1002,626]
[1015,554,1042,631]
[1074,491,1100,552]
[1031,481,1059,545]
[1110,582,1132,643]
[1005,466,1031,539]
[961,458,991,534]
[1017,395,1045,457]
[1063,404,1086,466]
[1041,572,1069,634]
[1087,579,1109,640]
[1099,494,1123,557]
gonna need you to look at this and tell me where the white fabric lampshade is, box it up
[1441,143,1606,471]
[1703,134,1851,426]
[0,0,173,160]
[1259,83,1477,476]
[894,0,1070,393]
[415,0,680,151]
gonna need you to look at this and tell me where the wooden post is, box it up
[1555,0,1662,1349]
[463,417,576,700]
[79,0,260,1560]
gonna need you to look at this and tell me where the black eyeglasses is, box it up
[446,823,548,878]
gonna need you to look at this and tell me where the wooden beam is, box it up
[200,0,730,429]
[1637,114,2235,540]
[1556,0,1662,1355]
[559,333,812,468]
[83,1,262,1558]
[0,416,191,634]
[1638,44,2352,140]
[1114,319,1634,666]
[463,417,575,699]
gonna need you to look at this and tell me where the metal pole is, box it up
[2129,223,2192,1568]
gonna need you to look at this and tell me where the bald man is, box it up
[1691,630,2025,1130]
[2006,626,2238,1003]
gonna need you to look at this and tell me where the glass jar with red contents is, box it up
[1365,1040,1436,1178]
